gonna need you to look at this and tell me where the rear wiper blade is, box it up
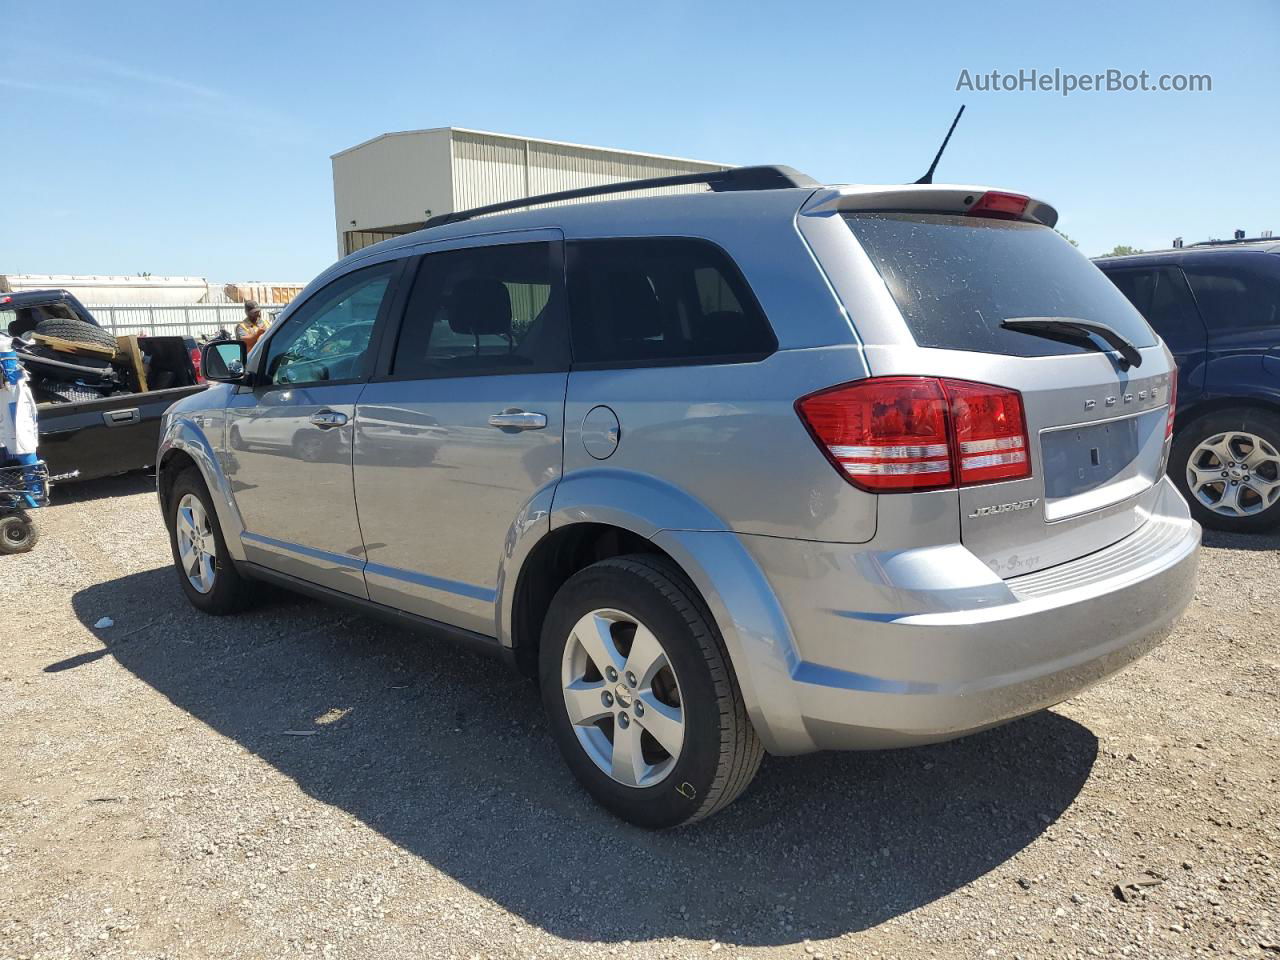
[1000,316,1143,369]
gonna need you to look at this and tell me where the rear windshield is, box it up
[844,213,1158,356]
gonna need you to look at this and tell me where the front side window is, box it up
[390,241,568,378]
[264,262,395,385]
[1184,259,1280,332]
[846,213,1159,357]
[566,238,775,366]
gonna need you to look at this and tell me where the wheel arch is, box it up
[157,417,247,561]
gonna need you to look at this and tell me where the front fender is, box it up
[157,408,246,562]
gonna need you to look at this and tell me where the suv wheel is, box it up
[539,555,763,828]
[1172,408,1280,532]
[166,468,254,613]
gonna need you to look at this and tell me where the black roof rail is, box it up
[1188,236,1277,248]
[424,164,817,228]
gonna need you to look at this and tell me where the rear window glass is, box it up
[567,238,775,366]
[845,213,1158,357]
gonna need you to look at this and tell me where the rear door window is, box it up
[845,213,1158,357]
[1183,259,1280,333]
[567,238,775,366]
[1103,266,1206,353]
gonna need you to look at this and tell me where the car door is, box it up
[353,232,569,635]
[226,259,404,596]
[1183,256,1280,383]
[1104,264,1209,400]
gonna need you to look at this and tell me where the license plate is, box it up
[1041,418,1141,500]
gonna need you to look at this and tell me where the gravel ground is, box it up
[2,473,1278,960]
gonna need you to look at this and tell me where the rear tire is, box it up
[1171,407,1280,532]
[539,555,763,828]
[165,467,254,614]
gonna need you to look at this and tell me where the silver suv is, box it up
[158,166,1200,828]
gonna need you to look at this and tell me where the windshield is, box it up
[844,213,1158,357]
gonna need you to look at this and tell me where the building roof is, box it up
[330,126,731,168]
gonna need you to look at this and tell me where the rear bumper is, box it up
[735,476,1200,753]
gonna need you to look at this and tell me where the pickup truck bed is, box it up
[38,385,207,482]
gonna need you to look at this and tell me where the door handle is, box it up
[488,409,547,431]
[310,410,349,429]
[103,408,140,427]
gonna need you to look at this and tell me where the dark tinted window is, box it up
[845,213,1158,357]
[567,238,775,366]
[1184,259,1280,331]
[264,262,395,385]
[391,241,568,378]
[1103,266,1205,352]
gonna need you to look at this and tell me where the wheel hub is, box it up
[560,608,685,788]
[1186,430,1280,518]
[175,493,217,595]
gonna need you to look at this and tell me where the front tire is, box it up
[539,555,763,828]
[165,468,254,614]
[1172,408,1280,532]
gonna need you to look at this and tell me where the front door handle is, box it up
[488,409,547,431]
[310,410,348,429]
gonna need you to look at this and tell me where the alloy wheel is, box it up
[1186,430,1280,518]
[560,608,685,788]
[175,493,217,594]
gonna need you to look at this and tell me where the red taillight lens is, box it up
[797,377,953,490]
[944,379,1030,485]
[1166,372,1178,439]
[190,346,205,383]
[797,377,1031,492]
[967,191,1029,220]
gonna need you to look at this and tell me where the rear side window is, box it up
[391,241,569,378]
[845,213,1158,356]
[1103,266,1205,352]
[1183,259,1280,332]
[567,238,775,366]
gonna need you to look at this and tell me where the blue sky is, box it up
[2,0,1276,281]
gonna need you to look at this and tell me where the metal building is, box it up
[331,127,730,256]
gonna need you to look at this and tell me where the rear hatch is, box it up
[841,204,1173,577]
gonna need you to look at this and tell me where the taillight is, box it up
[190,346,205,383]
[967,191,1029,220]
[1166,372,1178,439]
[796,377,1031,492]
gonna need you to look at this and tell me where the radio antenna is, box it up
[915,104,966,185]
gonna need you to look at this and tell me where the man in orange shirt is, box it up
[235,301,270,351]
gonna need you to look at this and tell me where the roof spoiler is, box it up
[801,184,1059,229]
[424,165,819,228]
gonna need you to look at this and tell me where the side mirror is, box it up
[202,340,249,383]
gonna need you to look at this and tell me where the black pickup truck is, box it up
[2,289,208,482]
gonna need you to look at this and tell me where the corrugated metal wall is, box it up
[450,130,728,212]
[336,128,731,254]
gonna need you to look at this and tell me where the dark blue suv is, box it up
[1096,241,1280,532]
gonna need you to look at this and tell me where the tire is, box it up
[33,317,119,352]
[1171,408,1280,533]
[0,513,37,554]
[539,554,763,828]
[165,467,254,614]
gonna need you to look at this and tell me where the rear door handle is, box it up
[103,408,140,427]
[310,410,349,429]
[488,409,547,431]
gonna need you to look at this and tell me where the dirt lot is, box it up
[2,474,1277,960]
